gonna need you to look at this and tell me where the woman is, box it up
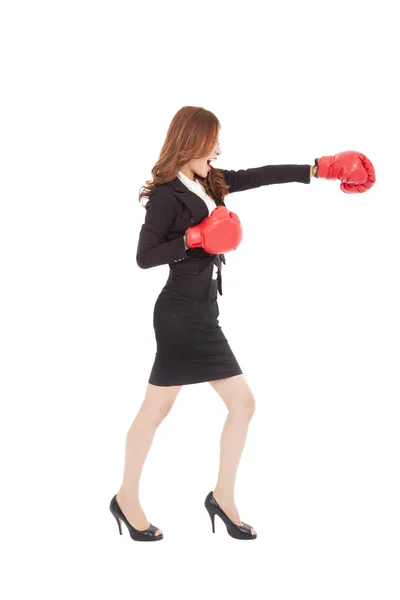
[109,106,376,542]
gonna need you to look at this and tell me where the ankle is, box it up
[117,486,140,503]
[213,487,235,504]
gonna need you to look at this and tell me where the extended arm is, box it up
[222,163,315,194]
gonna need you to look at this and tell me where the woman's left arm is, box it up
[221,163,314,194]
[221,151,375,196]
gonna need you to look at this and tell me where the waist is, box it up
[161,278,219,303]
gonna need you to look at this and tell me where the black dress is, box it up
[137,164,313,387]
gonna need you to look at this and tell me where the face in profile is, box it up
[183,135,222,180]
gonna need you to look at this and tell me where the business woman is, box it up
[109,105,376,542]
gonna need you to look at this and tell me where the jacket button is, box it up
[190,218,194,223]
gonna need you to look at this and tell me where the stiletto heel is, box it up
[113,514,123,535]
[204,491,257,540]
[109,494,163,542]
[205,506,215,533]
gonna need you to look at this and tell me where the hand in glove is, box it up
[186,205,243,254]
[315,150,376,193]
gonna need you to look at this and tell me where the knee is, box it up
[231,394,256,420]
[138,402,175,427]
[156,402,175,424]
[246,395,256,419]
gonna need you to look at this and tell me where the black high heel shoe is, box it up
[204,491,257,540]
[109,495,163,542]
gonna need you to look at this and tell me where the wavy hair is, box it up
[138,106,230,206]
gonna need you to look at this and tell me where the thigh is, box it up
[138,383,183,422]
[208,374,256,415]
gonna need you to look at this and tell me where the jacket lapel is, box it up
[168,176,225,226]
[166,176,226,267]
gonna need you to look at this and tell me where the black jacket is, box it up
[136,163,312,300]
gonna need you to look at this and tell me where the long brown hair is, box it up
[138,106,230,206]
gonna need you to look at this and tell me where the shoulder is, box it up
[148,182,176,201]
[143,183,178,217]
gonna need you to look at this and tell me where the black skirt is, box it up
[148,279,243,386]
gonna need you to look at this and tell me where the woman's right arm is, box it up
[136,192,187,269]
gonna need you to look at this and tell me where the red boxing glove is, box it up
[186,205,243,254]
[316,150,376,194]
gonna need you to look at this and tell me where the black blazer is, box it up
[136,163,312,300]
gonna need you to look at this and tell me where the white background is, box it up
[1,1,399,599]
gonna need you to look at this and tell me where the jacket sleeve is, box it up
[222,164,312,194]
[136,193,187,269]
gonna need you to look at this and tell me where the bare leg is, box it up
[209,374,257,536]
[116,382,182,535]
